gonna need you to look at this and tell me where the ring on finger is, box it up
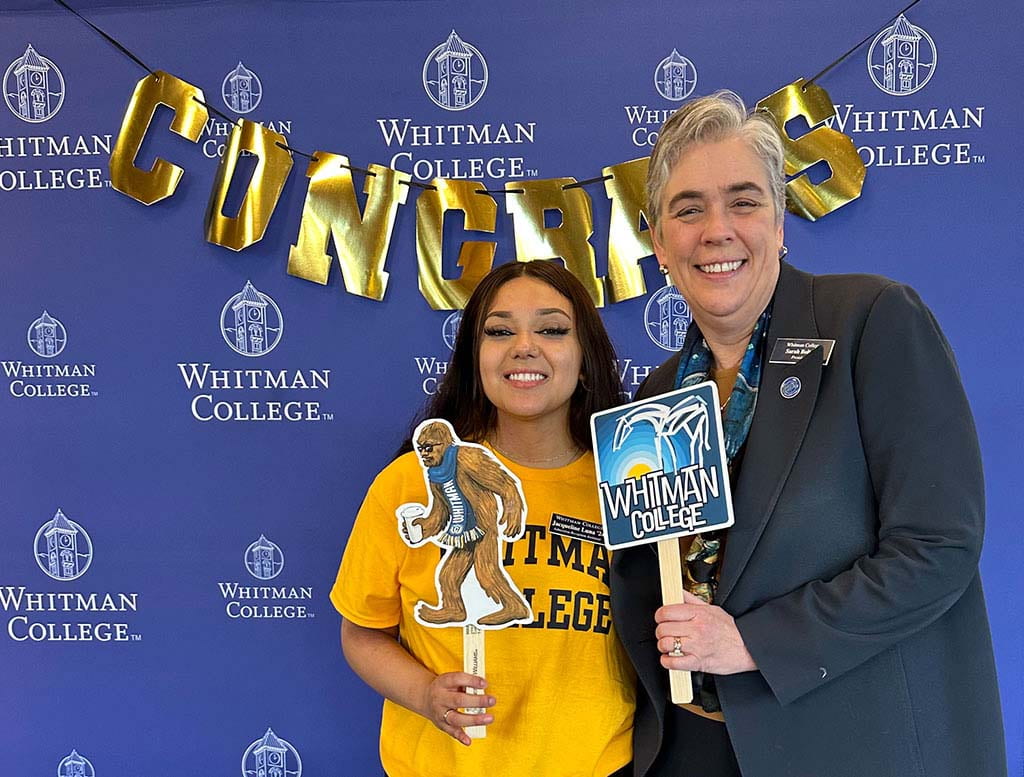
[443,708,454,724]
[669,637,684,657]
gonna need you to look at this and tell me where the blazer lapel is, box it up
[717,262,824,605]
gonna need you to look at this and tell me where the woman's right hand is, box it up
[423,671,495,746]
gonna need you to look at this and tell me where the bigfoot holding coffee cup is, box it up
[400,419,531,628]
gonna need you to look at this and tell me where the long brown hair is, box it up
[400,261,623,453]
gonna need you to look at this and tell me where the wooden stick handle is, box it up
[657,538,694,705]
[462,624,487,739]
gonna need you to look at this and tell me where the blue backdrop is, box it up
[2,1,1019,775]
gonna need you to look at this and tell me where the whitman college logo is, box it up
[654,49,697,102]
[221,281,284,357]
[442,310,462,351]
[4,44,65,123]
[867,14,937,96]
[222,61,263,114]
[242,728,302,777]
[411,311,463,396]
[4,508,140,642]
[34,509,93,581]
[4,310,98,399]
[57,750,95,777]
[422,30,488,111]
[644,285,692,351]
[27,310,67,358]
[216,535,313,620]
[245,535,284,581]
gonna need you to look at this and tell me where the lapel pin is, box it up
[780,376,802,399]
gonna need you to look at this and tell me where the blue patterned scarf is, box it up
[672,304,771,712]
[674,304,771,467]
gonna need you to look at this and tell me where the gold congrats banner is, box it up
[109,72,866,310]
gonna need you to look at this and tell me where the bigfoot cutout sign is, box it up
[397,419,533,629]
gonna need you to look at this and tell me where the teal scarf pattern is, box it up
[671,304,771,712]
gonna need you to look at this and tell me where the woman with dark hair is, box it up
[331,260,634,777]
[401,260,624,455]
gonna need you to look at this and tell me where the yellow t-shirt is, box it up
[332,448,634,777]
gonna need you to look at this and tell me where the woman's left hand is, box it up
[423,672,495,746]
[655,591,757,675]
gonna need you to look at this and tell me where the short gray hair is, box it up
[646,90,786,231]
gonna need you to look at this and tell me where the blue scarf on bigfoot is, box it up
[427,445,483,548]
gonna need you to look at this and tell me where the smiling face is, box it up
[478,276,583,433]
[652,136,783,341]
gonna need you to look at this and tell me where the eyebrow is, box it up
[485,307,572,319]
[665,181,767,211]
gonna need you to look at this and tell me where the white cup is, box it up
[398,503,425,544]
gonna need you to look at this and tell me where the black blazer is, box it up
[611,262,1006,777]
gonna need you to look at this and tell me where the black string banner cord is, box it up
[54,0,919,190]
[47,0,369,181]
[52,0,154,75]
[52,0,239,128]
[279,143,317,162]
[805,0,926,87]
[197,98,235,125]
[563,175,613,190]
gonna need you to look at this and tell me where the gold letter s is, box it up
[757,79,866,221]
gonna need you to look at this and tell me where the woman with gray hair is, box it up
[610,91,1005,776]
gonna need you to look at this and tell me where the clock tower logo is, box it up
[441,310,462,351]
[242,728,302,777]
[221,61,263,114]
[653,49,698,102]
[57,749,95,777]
[4,44,65,123]
[644,284,692,351]
[422,30,488,111]
[220,280,284,357]
[244,535,285,581]
[867,14,937,96]
[34,509,93,582]
[26,310,67,358]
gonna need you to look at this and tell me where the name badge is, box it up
[549,513,606,545]
[769,337,835,366]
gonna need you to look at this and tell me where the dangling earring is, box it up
[779,245,788,261]
[658,265,675,288]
